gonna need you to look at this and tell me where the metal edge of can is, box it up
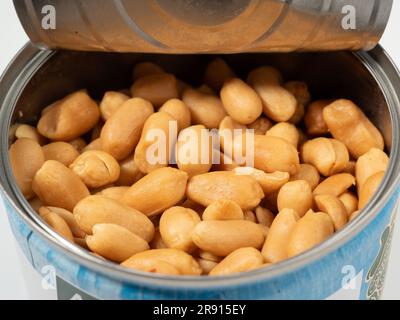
[0,43,399,290]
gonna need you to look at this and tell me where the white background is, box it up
[0,1,399,299]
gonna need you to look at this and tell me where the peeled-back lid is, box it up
[14,0,393,53]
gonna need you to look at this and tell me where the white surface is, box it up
[0,0,399,300]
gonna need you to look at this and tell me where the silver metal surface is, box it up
[0,43,399,288]
[14,0,393,53]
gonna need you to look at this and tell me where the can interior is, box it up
[2,48,397,284]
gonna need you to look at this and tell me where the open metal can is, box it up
[0,43,399,299]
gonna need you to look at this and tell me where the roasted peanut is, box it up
[150,228,167,249]
[40,206,85,238]
[202,199,244,221]
[83,138,102,152]
[261,208,299,263]
[343,160,356,175]
[181,199,206,216]
[176,125,213,177]
[159,206,201,253]
[211,149,239,172]
[99,91,130,121]
[313,173,355,197]
[304,100,332,136]
[68,138,87,153]
[287,211,334,257]
[197,258,218,275]
[244,210,257,222]
[182,88,227,129]
[73,195,154,241]
[15,124,47,145]
[42,141,80,166]
[266,122,299,148]
[339,192,358,217]
[290,164,320,190]
[198,250,222,263]
[323,99,384,158]
[355,148,389,193]
[86,224,149,262]
[255,206,275,228]
[100,98,154,160]
[122,249,202,275]
[159,99,191,130]
[197,84,215,95]
[186,171,264,210]
[247,116,273,135]
[39,207,74,242]
[301,138,349,176]
[9,138,45,199]
[115,154,144,186]
[70,150,120,188]
[277,180,312,217]
[219,116,246,152]
[97,186,128,202]
[130,73,179,107]
[247,66,282,86]
[234,167,290,195]
[37,90,100,141]
[192,220,265,256]
[32,160,90,211]
[122,167,188,216]
[314,194,348,231]
[133,62,165,81]
[358,171,385,209]
[220,78,263,125]
[209,247,264,276]
[134,112,176,173]
[28,197,43,213]
[349,210,360,221]
[204,58,235,91]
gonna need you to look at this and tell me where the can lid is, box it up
[14,0,393,53]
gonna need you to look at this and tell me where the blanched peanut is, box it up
[253,135,300,175]
[86,224,149,262]
[159,206,201,253]
[220,78,263,125]
[42,142,79,166]
[314,194,348,231]
[261,208,299,263]
[287,211,334,257]
[284,81,310,124]
[186,171,264,210]
[290,164,320,190]
[255,206,275,227]
[202,199,244,221]
[277,180,312,217]
[130,73,179,107]
[32,160,89,211]
[122,249,202,275]
[301,138,349,176]
[115,154,144,186]
[197,258,218,275]
[313,173,355,197]
[247,66,282,86]
[266,122,299,148]
[83,138,102,152]
[69,138,87,153]
[133,62,165,81]
[323,99,384,158]
[182,88,227,129]
[40,206,85,238]
[358,171,385,209]
[244,210,256,222]
[209,247,263,276]
[234,167,290,195]
[9,138,45,199]
[339,192,358,217]
[199,250,222,263]
[355,148,389,193]
[123,167,188,216]
[304,100,331,136]
[37,90,100,141]
[100,98,154,160]
[247,116,273,135]
[204,58,235,91]
[39,207,74,242]
[99,91,130,121]
[150,228,167,249]
[192,220,265,256]
[73,195,154,242]
[134,112,176,173]
[70,150,120,188]
[176,125,212,177]
[159,99,191,130]
[15,124,47,145]
[97,186,129,202]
